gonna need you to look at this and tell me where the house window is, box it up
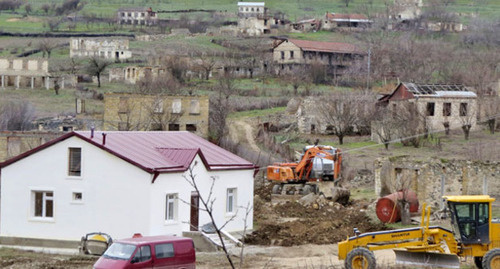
[186,124,197,132]
[460,103,468,116]
[443,102,452,116]
[226,188,237,213]
[426,102,435,116]
[168,123,180,131]
[153,99,164,114]
[165,194,178,221]
[172,99,182,114]
[290,51,294,59]
[33,191,53,218]
[118,97,129,113]
[281,51,285,60]
[68,148,81,177]
[72,192,83,202]
[190,100,200,115]
[150,123,163,131]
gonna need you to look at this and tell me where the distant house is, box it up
[236,2,286,36]
[373,82,478,142]
[323,12,372,29]
[103,93,209,138]
[0,58,66,90]
[290,19,321,32]
[272,38,365,75]
[108,65,168,84]
[117,7,158,26]
[70,38,132,60]
[0,131,255,243]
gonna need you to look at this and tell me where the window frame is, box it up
[31,190,54,220]
[226,188,237,214]
[426,102,435,116]
[68,147,82,177]
[443,102,452,117]
[165,193,178,222]
[460,102,468,117]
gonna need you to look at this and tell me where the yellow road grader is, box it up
[338,195,500,269]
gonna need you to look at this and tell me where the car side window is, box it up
[132,245,151,262]
[155,243,175,259]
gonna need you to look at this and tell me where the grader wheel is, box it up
[482,248,500,269]
[345,248,376,269]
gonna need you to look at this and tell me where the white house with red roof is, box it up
[0,131,256,243]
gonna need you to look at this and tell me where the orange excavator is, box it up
[267,145,342,195]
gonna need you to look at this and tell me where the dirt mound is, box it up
[246,200,386,246]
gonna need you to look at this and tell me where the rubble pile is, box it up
[246,192,386,246]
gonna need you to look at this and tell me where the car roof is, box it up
[116,235,192,245]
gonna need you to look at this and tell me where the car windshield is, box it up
[103,243,136,260]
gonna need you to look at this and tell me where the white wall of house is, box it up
[1,136,254,241]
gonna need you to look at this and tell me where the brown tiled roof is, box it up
[287,39,364,54]
[326,12,368,21]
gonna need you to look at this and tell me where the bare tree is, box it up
[41,4,50,14]
[86,57,111,88]
[183,162,236,269]
[398,102,426,147]
[135,71,183,95]
[372,106,399,150]
[24,3,32,15]
[142,96,183,131]
[342,0,354,7]
[0,101,35,131]
[481,96,500,134]
[194,51,217,80]
[38,39,58,58]
[210,75,237,144]
[163,56,188,84]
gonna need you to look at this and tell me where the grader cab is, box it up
[338,195,500,269]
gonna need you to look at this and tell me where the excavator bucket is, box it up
[394,250,460,268]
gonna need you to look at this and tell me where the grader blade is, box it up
[394,249,460,268]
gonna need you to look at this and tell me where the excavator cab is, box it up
[447,199,490,245]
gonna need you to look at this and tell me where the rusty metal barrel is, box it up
[376,190,419,223]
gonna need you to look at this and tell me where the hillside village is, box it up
[0,0,499,268]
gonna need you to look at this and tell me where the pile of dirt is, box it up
[246,199,386,246]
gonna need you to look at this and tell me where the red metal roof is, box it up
[0,131,255,174]
[287,39,364,54]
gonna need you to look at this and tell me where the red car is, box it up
[93,235,195,269]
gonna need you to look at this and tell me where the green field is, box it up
[0,0,497,33]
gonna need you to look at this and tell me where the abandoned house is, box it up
[102,93,209,138]
[391,0,423,21]
[109,65,167,84]
[0,131,61,162]
[70,38,132,60]
[374,156,500,209]
[290,19,321,32]
[117,7,158,26]
[323,12,372,29]
[237,2,286,36]
[0,131,255,243]
[373,83,478,142]
[272,38,365,76]
[0,58,64,90]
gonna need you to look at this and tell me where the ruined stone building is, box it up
[103,93,209,138]
[237,2,286,36]
[0,131,61,162]
[374,156,500,209]
[272,38,365,75]
[0,58,64,90]
[290,19,321,32]
[323,12,372,29]
[373,83,478,142]
[109,65,167,84]
[392,0,423,20]
[70,38,132,60]
[117,7,158,26]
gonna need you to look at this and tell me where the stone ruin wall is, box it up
[374,156,500,209]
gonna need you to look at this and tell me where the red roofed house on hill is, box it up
[0,131,256,246]
[272,38,365,76]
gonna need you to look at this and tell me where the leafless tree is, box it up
[46,18,62,32]
[183,162,237,269]
[41,4,50,14]
[210,75,237,144]
[194,51,217,80]
[141,96,183,131]
[163,56,188,84]
[0,100,35,131]
[24,3,32,15]
[135,71,183,95]
[309,60,327,85]
[319,92,359,145]
[398,102,426,147]
[86,57,112,88]
[342,0,354,7]
[480,96,500,134]
[238,202,252,269]
[373,108,398,150]
[38,39,57,58]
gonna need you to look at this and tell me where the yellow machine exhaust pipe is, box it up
[394,249,460,269]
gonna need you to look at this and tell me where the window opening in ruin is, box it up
[426,102,435,116]
[290,51,294,59]
[443,102,451,116]
[281,51,285,60]
[168,123,180,131]
[186,124,197,132]
[460,103,468,116]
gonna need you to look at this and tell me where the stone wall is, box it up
[0,132,62,162]
[70,38,132,60]
[0,58,62,89]
[374,156,500,209]
[102,93,209,138]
